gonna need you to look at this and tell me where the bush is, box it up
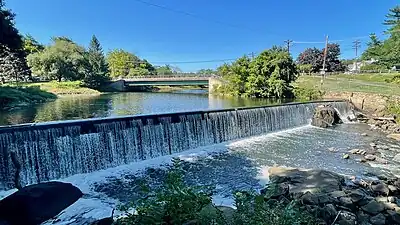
[360,63,388,72]
[234,190,317,225]
[116,159,318,225]
[0,85,56,109]
[293,86,325,101]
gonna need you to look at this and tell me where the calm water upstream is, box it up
[0,90,286,125]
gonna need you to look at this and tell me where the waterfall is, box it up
[0,101,350,189]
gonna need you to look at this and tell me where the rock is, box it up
[360,150,367,155]
[343,154,350,159]
[361,133,368,136]
[339,197,355,210]
[388,134,400,141]
[357,211,371,225]
[359,158,368,163]
[377,145,390,150]
[362,200,385,215]
[387,210,400,224]
[349,189,365,203]
[330,191,347,198]
[389,196,397,203]
[349,149,360,154]
[370,143,377,148]
[370,213,386,225]
[338,211,357,225]
[318,194,336,205]
[322,204,337,222]
[365,154,377,161]
[389,185,398,195]
[268,167,344,193]
[371,183,390,196]
[0,182,82,225]
[375,157,388,164]
[301,192,319,205]
[311,106,343,128]
[262,182,289,199]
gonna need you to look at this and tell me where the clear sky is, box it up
[6,0,399,72]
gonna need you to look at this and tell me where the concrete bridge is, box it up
[108,75,223,92]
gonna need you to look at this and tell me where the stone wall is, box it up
[324,91,400,116]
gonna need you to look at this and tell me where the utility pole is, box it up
[321,35,329,85]
[284,40,293,54]
[353,39,361,72]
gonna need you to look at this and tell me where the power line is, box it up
[131,0,258,32]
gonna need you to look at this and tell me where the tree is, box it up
[197,69,216,75]
[83,35,109,88]
[384,6,400,27]
[22,34,44,55]
[107,49,154,78]
[323,43,345,72]
[297,48,323,72]
[246,47,297,98]
[156,65,178,75]
[0,0,31,82]
[362,33,383,60]
[298,64,313,75]
[297,44,344,72]
[217,56,251,95]
[27,37,88,82]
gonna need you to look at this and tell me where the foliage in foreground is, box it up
[116,158,316,225]
[292,86,325,101]
[0,86,56,109]
[215,47,298,98]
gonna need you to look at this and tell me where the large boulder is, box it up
[0,182,83,225]
[311,105,343,128]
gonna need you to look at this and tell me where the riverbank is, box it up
[23,81,101,95]
[294,73,400,120]
[0,86,57,110]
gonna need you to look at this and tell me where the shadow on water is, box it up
[93,152,262,204]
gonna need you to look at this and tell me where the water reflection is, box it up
[0,91,286,125]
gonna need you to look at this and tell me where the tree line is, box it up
[360,6,400,70]
[0,0,194,89]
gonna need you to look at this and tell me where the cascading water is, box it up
[0,101,351,189]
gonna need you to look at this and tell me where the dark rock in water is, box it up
[311,105,343,128]
[387,210,400,224]
[322,204,338,222]
[0,182,83,225]
[338,211,357,225]
[370,213,386,225]
[361,200,385,215]
[371,183,390,196]
[91,218,114,225]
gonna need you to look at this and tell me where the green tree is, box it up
[384,6,400,27]
[106,49,154,78]
[198,68,216,74]
[246,47,297,98]
[22,34,44,55]
[156,65,172,75]
[362,33,383,60]
[83,35,109,88]
[298,64,313,75]
[323,43,345,72]
[0,0,31,82]
[27,37,88,82]
[218,56,251,95]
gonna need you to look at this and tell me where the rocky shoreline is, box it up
[262,166,400,225]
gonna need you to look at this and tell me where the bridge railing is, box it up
[112,74,220,80]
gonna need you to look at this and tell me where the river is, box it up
[0,90,285,126]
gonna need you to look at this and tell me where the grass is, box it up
[294,73,400,96]
[0,86,57,109]
[21,81,100,95]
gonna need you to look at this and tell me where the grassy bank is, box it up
[24,81,101,95]
[294,73,400,96]
[0,86,57,110]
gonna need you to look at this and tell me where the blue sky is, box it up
[7,0,399,72]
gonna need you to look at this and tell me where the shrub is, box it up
[360,63,388,72]
[293,86,325,101]
[0,85,56,109]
